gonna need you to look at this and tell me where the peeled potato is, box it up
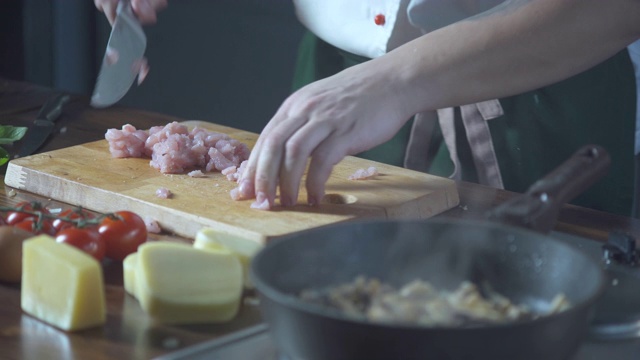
[0,226,34,283]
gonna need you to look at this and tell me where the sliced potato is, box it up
[194,227,263,288]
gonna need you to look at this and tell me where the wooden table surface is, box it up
[1,78,639,359]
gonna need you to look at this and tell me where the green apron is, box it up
[292,31,637,217]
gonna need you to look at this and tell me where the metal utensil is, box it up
[17,94,71,157]
[91,0,146,108]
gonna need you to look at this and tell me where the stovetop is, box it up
[155,231,640,360]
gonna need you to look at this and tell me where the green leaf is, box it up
[0,125,28,145]
[0,147,8,166]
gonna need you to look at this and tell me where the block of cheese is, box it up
[21,235,106,332]
[136,241,243,324]
[194,227,263,288]
[123,252,138,298]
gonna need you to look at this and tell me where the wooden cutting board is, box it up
[4,121,459,243]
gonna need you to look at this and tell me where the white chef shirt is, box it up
[293,0,504,59]
[293,0,640,155]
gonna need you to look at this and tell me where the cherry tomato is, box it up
[52,208,96,233]
[14,217,55,235]
[56,227,105,261]
[6,201,50,225]
[98,211,147,261]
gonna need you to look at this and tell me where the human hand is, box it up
[94,0,167,25]
[237,58,416,209]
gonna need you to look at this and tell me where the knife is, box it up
[91,0,147,108]
[17,94,71,158]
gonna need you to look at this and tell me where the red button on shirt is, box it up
[374,14,385,26]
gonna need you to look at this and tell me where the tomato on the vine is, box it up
[14,217,55,235]
[56,227,106,261]
[52,208,96,234]
[6,201,50,225]
[98,211,147,261]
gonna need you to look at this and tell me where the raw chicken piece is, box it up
[348,166,379,180]
[105,124,149,158]
[155,187,172,199]
[144,217,162,234]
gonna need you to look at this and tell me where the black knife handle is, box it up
[39,94,71,123]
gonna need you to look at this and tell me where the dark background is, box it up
[0,0,306,133]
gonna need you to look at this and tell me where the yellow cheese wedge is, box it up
[21,235,106,332]
[136,241,243,324]
[123,252,138,298]
[194,227,263,288]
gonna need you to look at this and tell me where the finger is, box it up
[237,98,299,200]
[305,138,349,206]
[131,0,158,24]
[95,0,118,25]
[252,115,310,208]
[252,134,285,208]
[132,0,168,24]
[278,122,333,207]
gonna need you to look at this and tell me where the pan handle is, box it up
[487,145,611,233]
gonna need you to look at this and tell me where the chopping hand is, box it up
[94,0,167,26]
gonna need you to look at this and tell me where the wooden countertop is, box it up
[1,78,639,359]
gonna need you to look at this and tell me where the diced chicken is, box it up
[105,124,149,158]
[155,187,172,199]
[348,166,379,180]
[187,170,206,178]
[144,217,162,234]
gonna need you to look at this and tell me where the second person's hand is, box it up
[237,56,417,209]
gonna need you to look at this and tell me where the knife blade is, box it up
[17,94,71,158]
[91,0,147,108]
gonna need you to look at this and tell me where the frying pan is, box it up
[251,145,610,360]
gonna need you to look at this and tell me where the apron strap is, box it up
[404,110,439,172]
[460,100,505,189]
[437,107,463,181]
[405,100,505,189]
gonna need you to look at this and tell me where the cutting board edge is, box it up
[384,181,460,219]
[4,162,270,243]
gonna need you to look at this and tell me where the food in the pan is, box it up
[124,241,243,324]
[348,166,379,180]
[0,226,33,283]
[21,235,106,332]
[105,122,250,175]
[300,276,570,327]
[194,227,264,288]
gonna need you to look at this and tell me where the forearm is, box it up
[385,0,640,113]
